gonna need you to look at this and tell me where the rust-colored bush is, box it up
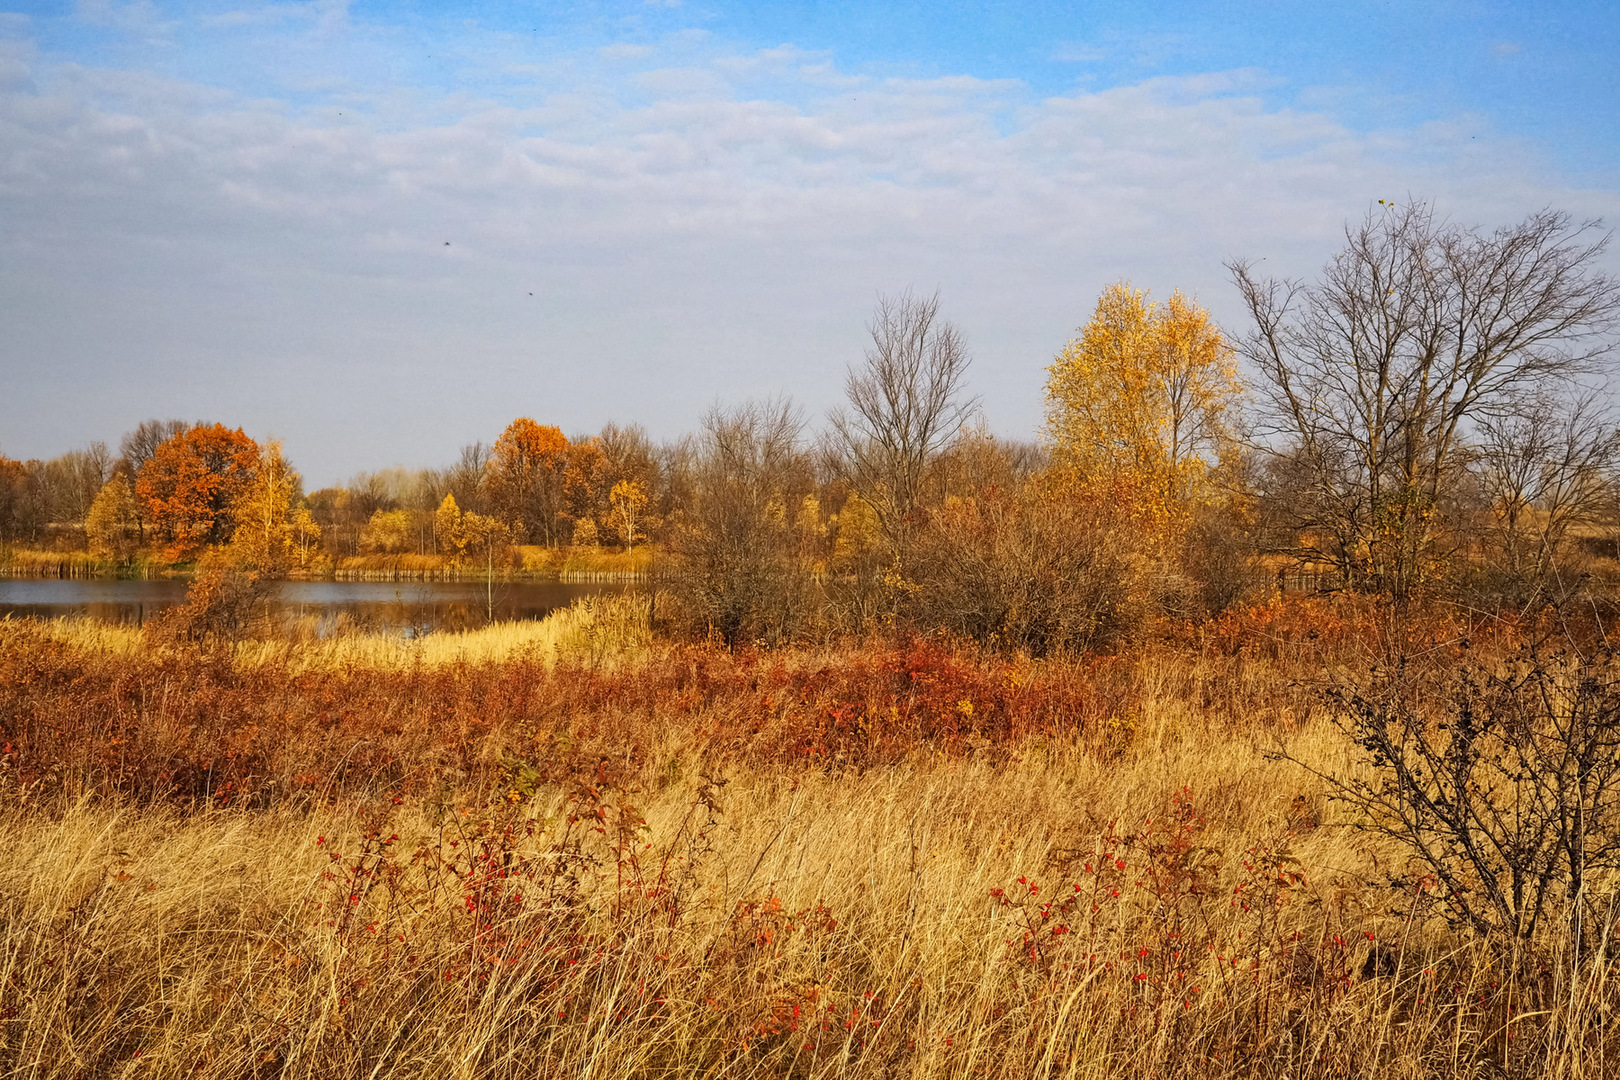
[0,628,1132,810]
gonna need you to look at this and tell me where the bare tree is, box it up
[1473,392,1620,589]
[446,441,491,515]
[666,398,815,648]
[829,290,978,559]
[1230,202,1620,597]
[45,443,113,524]
[598,422,656,486]
[120,419,188,475]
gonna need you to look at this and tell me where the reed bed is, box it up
[16,593,654,672]
[0,549,137,578]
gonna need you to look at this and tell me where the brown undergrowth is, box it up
[0,600,1615,1078]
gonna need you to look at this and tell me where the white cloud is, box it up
[74,0,174,37]
[0,31,1613,479]
[598,43,654,61]
[196,0,350,30]
[1050,42,1105,64]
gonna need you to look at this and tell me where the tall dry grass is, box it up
[0,598,1615,1077]
[20,592,654,672]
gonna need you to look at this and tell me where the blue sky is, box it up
[3,1,1618,483]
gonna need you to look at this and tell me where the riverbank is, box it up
[0,543,654,582]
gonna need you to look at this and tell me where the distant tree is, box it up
[0,456,30,543]
[829,492,882,575]
[290,504,321,570]
[433,493,467,560]
[666,399,814,648]
[488,418,570,546]
[1045,283,1241,541]
[829,290,977,559]
[345,472,397,522]
[360,508,413,554]
[229,440,314,575]
[599,422,657,485]
[61,443,114,522]
[21,445,114,534]
[459,512,513,620]
[135,424,260,559]
[564,437,609,541]
[446,442,491,515]
[119,420,188,475]
[1473,391,1620,589]
[120,422,188,543]
[794,494,826,559]
[84,476,139,560]
[0,458,48,545]
[609,479,647,553]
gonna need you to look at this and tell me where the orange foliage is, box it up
[489,418,570,545]
[564,437,608,526]
[1201,592,1542,661]
[134,424,260,560]
[0,633,1130,807]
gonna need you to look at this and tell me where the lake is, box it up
[0,578,626,633]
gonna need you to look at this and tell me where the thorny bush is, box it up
[1299,646,1620,948]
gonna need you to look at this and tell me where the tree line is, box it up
[4,200,1618,649]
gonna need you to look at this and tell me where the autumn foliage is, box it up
[1045,283,1240,546]
[0,627,1130,808]
[134,423,260,559]
[487,418,572,546]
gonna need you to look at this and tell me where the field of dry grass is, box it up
[0,598,1615,1078]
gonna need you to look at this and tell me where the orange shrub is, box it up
[0,629,1135,810]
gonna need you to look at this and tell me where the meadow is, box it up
[0,597,1615,1079]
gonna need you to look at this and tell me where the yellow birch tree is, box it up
[85,476,139,559]
[434,494,466,561]
[229,440,313,575]
[1045,283,1240,545]
[609,479,647,553]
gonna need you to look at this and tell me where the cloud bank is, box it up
[1,10,1613,482]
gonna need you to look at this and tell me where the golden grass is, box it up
[4,706,1596,1079]
[0,548,117,576]
[0,547,184,578]
[519,544,654,577]
[2,622,1615,1077]
[329,546,653,580]
[24,593,654,671]
[4,614,147,656]
[256,593,653,671]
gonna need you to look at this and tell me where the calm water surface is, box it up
[0,578,623,632]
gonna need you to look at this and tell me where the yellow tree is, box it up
[830,492,882,574]
[289,504,321,570]
[609,479,647,553]
[85,476,139,559]
[360,509,412,554]
[229,440,314,575]
[434,493,467,561]
[1045,283,1240,542]
[460,512,512,621]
